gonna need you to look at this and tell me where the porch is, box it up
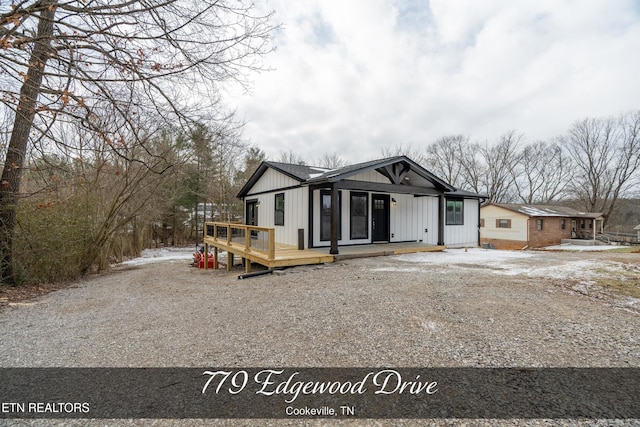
[314,241,446,261]
[202,222,446,272]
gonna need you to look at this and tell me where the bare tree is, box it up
[455,141,484,195]
[0,0,276,283]
[562,112,640,223]
[380,143,428,165]
[277,150,306,165]
[478,131,522,203]
[424,135,468,188]
[18,113,177,278]
[317,152,346,169]
[513,140,572,203]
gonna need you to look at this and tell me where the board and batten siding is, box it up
[421,196,439,245]
[389,194,438,244]
[389,193,419,242]
[311,191,442,247]
[348,170,392,183]
[246,186,309,248]
[445,198,480,247]
[246,168,300,196]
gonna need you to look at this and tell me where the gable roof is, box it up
[306,156,455,190]
[238,155,484,198]
[236,161,331,198]
[487,203,604,219]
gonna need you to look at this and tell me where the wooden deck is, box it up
[202,222,333,272]
[203,222,446,272]
[203,239,335,270]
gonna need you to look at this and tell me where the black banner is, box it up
[1,368,639,419]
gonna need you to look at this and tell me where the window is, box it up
[537,219,544,230]
[496,219,511,229]
[561,219,566,230]
[320,190,341,241]
[446,199,464,225]
[580,219,585,229]
[480,219,485,228]
[274,193,285,226]
[350,192,369,239]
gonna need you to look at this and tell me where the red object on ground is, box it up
[193,252,215,269]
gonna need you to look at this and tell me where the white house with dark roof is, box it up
[236,156,486,253]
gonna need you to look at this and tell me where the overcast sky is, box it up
[225,0,640,165]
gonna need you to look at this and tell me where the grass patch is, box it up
[595,278,640,299]
[592,263,640,298]
[606,246,640,253]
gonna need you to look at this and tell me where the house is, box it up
[236,156,485,254]
[480,203,605,250]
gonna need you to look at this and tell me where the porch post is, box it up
[330,183,339,255]
[437,194,445,246]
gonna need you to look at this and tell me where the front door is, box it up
[372,194,390,242]
[246,200,258,226]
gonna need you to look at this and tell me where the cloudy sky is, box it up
[226,0,640,165]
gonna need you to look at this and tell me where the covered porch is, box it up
[202,222,445,272]
[314,241,446,261]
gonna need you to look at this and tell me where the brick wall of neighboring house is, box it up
[528,217,573,248]
[480,238,529,250]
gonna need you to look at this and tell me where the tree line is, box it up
[384,111,640,222]
[280,111,640,230]
[0,0,276,285]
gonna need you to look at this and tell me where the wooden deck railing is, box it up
[205,222,275,260]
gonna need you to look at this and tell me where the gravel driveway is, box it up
[1,248,639,425]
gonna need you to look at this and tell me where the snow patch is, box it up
[393,248,638,288]
[121,247,195,266]
[397,248,534,265]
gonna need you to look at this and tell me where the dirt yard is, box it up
[0,248,638,425]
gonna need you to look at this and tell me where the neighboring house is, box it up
[236,156,485,253]
[480,203,605,250]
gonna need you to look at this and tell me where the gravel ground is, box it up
[1,248,639,426]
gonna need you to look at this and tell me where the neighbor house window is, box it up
[274,193,285,226]
[496,219,511,228]
[320,190,341,241]
[561,219,566,230]
[537,219,544,230]
[350,192,369,239]
[446,199,464,225]
[480,219,485,227]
